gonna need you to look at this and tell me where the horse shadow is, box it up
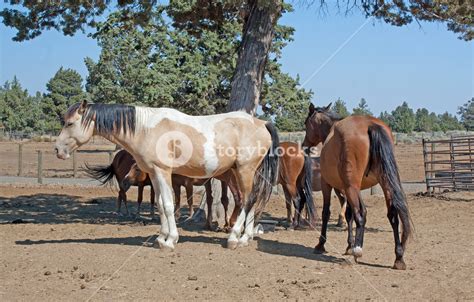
[255,237,346,264]
[0,193,156,225]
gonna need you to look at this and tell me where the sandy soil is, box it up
[1,185,473,301]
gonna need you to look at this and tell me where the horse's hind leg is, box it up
[343,202,354,255]
[119,189,129,216]
[228,168,253,249]
[173,183,181,219]
[381,183,406,270]
[281,186,293,225]
[185,183,194,219]
[220,181,230,229]
[314,180,332,254]
[150,186,155,218]
[204,182,214,230]
[334,190,346,227]
[345,187,367,261]
[136,185,143,216]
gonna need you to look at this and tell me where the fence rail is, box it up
[422,135,474,194]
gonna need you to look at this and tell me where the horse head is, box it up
[55,100,94,159]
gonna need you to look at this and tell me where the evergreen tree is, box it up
[331,98,349,118]
[379,111,394,128]
[437,112,463,131]
[41,67,85,132]
[0,77,41,133]
[391,102,415,133]
[458,98,474,130]
[352,98,372,116]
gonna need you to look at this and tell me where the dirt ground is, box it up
[0,141,426,181]
[1,184,473,301]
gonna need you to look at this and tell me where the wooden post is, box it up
[18,144,23,176]
[37,151,43,184]
[370,186,376,195]
[430,142,435,195]
[450,139,456,191]
[72,151,77,178]
[108,151,113,163]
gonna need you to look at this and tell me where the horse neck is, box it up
[97,130,140,157]
[319,118,335,143]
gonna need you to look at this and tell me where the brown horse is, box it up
[126,163,242,230]
[303,103,413,270]
[56,101,279,250]
[278,142,346,228]
[85,149,155,217]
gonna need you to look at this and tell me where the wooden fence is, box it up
[422,135,474,194]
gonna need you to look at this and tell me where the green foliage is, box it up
[86,5,311,129]
[437,112,463,131]
[41,67,85,132]
[390,102,416,133]
[0,77,42,133]
[415,108,437,132]
[352,98,372,116]
[2,1,472,41]
[458,98,474,130]
[331,98,349,118]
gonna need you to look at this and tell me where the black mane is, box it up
[82,103,136,135]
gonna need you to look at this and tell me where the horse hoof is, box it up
[392,260,407,270]
[352,246,363,258]
[227,240,239,250]
[238,240,249,248]
[314,244,326,254]
[159,241,175,252]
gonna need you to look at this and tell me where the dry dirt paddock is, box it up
[0,184,473,301]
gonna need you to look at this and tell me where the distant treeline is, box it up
[0,72,472,135]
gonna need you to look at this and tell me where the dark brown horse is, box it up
[126,162,242,231]
[85,150,155,217]
[278,141,346,228]
[303,103,413,270]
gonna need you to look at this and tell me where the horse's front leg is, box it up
[150,169,178,251]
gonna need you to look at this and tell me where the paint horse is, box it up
[126,162,242,231]
[278,142,346,229]
[55,101,279,251]
[85,149,155,216]
[303,103,413,269]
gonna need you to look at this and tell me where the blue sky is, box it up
[1,4,472,115]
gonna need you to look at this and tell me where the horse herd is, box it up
[54,100,412,270]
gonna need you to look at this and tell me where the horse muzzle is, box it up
[55,146,70,160]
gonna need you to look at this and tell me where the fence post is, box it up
[37,150,43,184]
[449,139,456,191]
[109,151,113,163]
[72,151,77,178]
[370,186,376,195]
[18,144,23,176]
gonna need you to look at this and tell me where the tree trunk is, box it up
[227,0,281,115]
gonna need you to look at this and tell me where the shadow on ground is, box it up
[0,194,157,225]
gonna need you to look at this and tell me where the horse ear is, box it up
[324,103,332,111]
[78,99,88,114]
[309,103,315,114]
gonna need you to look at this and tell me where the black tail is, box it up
[250,122,280,218]
[84,163,115,186]
[300,152,316,227]
[368,124,413,244]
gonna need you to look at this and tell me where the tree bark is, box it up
[227,0,281,115]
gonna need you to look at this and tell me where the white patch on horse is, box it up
[202,124,218,176]
[135,107,253,175]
